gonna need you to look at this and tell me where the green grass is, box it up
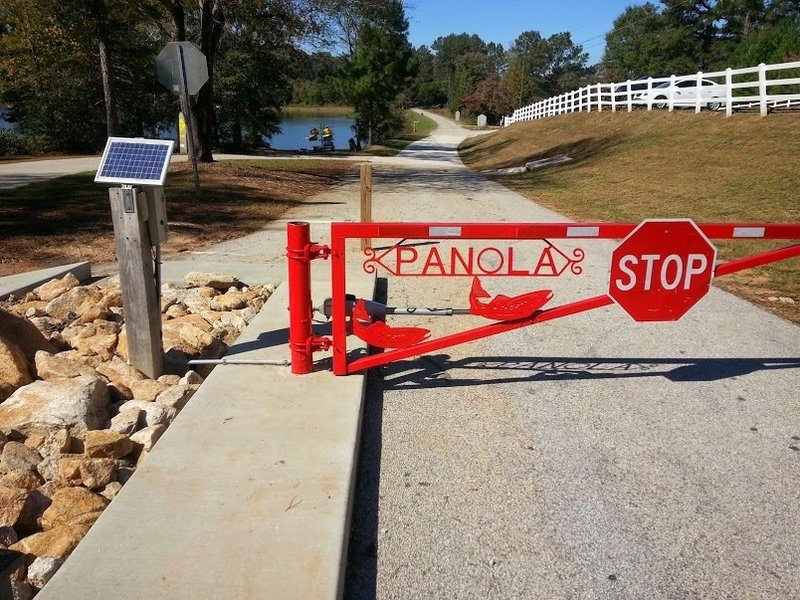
[282,105,353,117]
[362,111,438,156]
[459,110,800,323]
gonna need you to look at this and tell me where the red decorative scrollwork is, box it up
[363,241,585,277]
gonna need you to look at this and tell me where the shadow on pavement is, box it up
[376,355,800,389]
[342,369,384,600]
[374,169,489,195]
[343,278,389,600]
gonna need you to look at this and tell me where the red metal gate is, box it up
[287,220,800,375]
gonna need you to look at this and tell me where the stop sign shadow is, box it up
[608,219,718,322]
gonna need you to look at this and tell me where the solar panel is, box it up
[95,137,175,186]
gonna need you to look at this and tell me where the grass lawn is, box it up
[362,111,438,156]
[0,159,356,277]
[460,110,800,323]
[282,105,353,118]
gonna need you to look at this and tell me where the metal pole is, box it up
[287,222,314,374]
[188,358,291,366]
[177,45,201,199]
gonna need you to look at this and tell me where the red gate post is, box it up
[287,222,314,374]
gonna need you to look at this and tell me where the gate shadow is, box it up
[377,355,800,390]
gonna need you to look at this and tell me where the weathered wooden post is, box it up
[109,187,163,378]
[360,163,373,251]
[96,138,174,379]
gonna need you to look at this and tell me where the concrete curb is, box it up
[37,274,374,599]
[0,262,91,300]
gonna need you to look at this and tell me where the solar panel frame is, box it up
[95,137,175,186]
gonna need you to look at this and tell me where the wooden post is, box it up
[109,187,163,379]
[360,163,372,251]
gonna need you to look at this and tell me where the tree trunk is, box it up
[194,0,225,162]
[159,0,224,162]
[89,0,119,138]
[98,38,119,137]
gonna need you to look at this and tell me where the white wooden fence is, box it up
[504,60,800,125]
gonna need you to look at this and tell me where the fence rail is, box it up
[504,60,800,125]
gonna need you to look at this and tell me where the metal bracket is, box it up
[308,243,331,261]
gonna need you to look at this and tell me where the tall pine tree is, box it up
[341,0,413,145]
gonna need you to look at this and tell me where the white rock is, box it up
[184,272,240,289]
[99,481,122,501]
[32,273,80,303]
[27,556,64,589]
[117,401,177,428]
[0,376,110,436]
[108,409,142,435]
[157,374,181,386]
[155,385,196,411]
[179,370,204,386]
[130,425,167,452]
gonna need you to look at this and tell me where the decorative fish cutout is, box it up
[469,277,553,320]
[352,299,431,349]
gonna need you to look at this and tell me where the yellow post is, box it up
[178,112,187,154]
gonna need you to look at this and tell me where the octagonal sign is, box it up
[608,219,717,321]
[156,42,208,96]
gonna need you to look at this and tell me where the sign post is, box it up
[156,41,208,199]
[608,219,717,321]
[95,138,175,379]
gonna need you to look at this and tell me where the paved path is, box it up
[0,151,417,190]
[344,112,800,598]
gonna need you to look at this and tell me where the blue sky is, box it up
[406,0,642,64]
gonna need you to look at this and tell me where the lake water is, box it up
[269,114,355,151]
[0,108,12,130]
[0,109,356,149]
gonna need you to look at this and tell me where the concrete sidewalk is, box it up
[0,262,91,300]
[6,138,379,597]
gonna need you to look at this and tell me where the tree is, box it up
[291,51,348,105]
[603,0,800,78]
[0,0,168,152]
[505,30,589,105]
[340,0,413,145]
[728,15,800,65]
[408,45,447,106]
[603,3,701,78]
[463,72,513,123]
[155,0,317,161]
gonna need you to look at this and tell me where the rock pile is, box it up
[0,271,274,597]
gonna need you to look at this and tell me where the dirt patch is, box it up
[0,160,356,277]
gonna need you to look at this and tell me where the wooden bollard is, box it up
[360,163,372,251]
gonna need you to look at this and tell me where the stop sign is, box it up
[608,219,717,321]
[156,42,208,96]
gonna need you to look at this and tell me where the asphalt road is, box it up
[344,111,800,599]
[4,114,798,599]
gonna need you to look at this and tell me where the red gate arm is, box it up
[716,243,800,276]
[346,294,614,374]
[332,222,800,241]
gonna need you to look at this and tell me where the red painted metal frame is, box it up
[320,221,800,375]
[286,221,332,374]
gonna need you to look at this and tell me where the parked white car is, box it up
[634,78,727,110]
